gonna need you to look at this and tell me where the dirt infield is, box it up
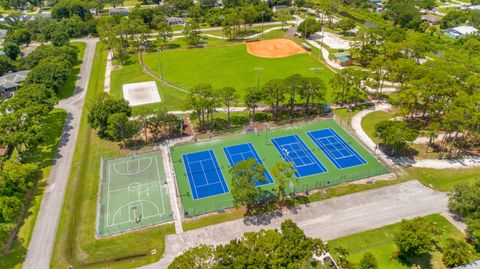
[246,39,307,58]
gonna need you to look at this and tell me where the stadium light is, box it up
[254,67,264,90]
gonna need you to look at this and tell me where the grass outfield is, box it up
[142,42,335,98]
[171,119,389,217]
[328,214,468,268]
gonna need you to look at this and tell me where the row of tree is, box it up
[170,213,472,268]
[170,220,327,268]
[186,74,328,131]
[0,160,42,249]
[87,94,183,145]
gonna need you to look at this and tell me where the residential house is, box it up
[109,8,129,16]
[446,26,478,38]
[422,14,441,25]
[164,17,186,25]
[0,70,29,100]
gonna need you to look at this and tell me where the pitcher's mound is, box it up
[247,39,307,58]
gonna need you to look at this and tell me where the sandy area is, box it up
[246,38,307,58]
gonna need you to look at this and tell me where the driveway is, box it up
[140,180,448,268]
[23,38,98,269]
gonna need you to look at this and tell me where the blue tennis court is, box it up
[182,150,229,200]
[271,135,327,178]
[307,128,367,169]
[223,143,274,186]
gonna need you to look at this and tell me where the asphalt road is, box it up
[23,38,98,269]
[140,180,448,269]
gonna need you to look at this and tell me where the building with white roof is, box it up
[446,26,478,38]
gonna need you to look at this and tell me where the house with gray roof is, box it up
[0,70,29,100]
[453,260,480,269]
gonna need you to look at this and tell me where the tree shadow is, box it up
[396,252,433,269]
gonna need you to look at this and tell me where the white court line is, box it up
[113,157,153,176]
[209,150,228,193]
[154,155,166,216]
[106,155,168,229]
[318,135,355,158]
[109,182,160,193]
[109,200,162,227]
[106,162,112,227]
[282,144,315,166]
[184,154,199,199]
[199,161,210,185]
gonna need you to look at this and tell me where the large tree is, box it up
[385,0,422,29]
[244,87,264,126]
[375,120,418,155]
[185,84,216,130]
[229,158,266,209]
[87,94,131,137]
[300,77,326,115]
[183,21,202,46]
[442,238,472,267]
[26,56,72,93]
[217,87,238,128]
[105,112,140,145]
[170,220,326,268]
[393,217,435,257]
[271,162,297,205]
[263,79,286,120]
[0,84,57,152]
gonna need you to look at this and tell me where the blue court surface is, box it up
[223,143,274,186]
[271,135,327,178]
[307,128,367,169]
[182,150,229,200]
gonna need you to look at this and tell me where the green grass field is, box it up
[171,119,389,217]
[98,151,173,237]
[52,43,175,269]
[142,42,335,97]
[328,214,468,268]
[110,54,189,112]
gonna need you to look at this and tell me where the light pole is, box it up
[261,11,265,39]
[220,15,225,44]
[254,67,264,90]
[264,122,270,145]
[158,48,164,83]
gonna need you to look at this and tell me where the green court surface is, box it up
[97,151,173,237]
[142,43,335,97]
[171,119,390,217]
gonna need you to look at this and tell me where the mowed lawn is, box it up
[328,214,467,269]
[110,54,189,112]
[142,43,335,98]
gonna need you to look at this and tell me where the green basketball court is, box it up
[97,151,173,237]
